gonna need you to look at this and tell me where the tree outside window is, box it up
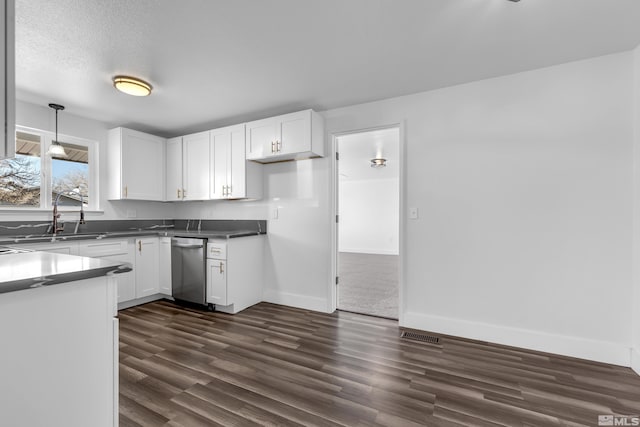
[0,129,96,209]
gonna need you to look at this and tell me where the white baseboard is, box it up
[263,289,329,313]
[118,294,169,310]
[339,248,399,256]
[402,311,631,367]
[632,347,640,375]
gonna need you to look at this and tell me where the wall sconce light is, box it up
[370,158,387,168]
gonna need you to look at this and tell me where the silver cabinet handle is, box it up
[219,262,224,274]
[271,141,275,153]
[277,140,282,152]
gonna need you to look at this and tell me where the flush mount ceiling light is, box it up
[47,103,67,157]
[112,75,152,96]
[370,158,387,168]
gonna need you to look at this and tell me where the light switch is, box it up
[409,207,419,219]
[273,208,279,220]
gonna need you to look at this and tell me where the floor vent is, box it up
[400,331,440,344]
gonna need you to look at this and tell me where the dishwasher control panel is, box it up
[207,242,227,259]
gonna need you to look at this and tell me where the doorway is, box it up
[336,127,400,319]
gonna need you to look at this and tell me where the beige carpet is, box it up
[337,252,398,319]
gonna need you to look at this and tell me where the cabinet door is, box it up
[99,253,135,303]
[182,131,210,200]
[135,237,160,298]
[159,237,172,295]
[121,129,165,200]
[165,137,183,201]
[206,259,227,305]
[228,125,246,199]
[210,128,230,199]
[24,242,79,255]
[278,111,310,155]
[246,118,278,160]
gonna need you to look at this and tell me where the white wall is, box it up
[339,178,399,255]
[11,51,638,367]
[178,52,637,366]
[2,100,175,222]
[633,45,640,375]
[323,52,635,366]
[174,159,333,313]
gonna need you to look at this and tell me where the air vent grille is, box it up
[400,331,440,344]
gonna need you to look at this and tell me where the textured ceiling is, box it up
[15,0,640,137]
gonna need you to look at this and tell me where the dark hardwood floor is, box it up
[119,301,640,426]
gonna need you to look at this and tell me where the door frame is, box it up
[329,122,406,324]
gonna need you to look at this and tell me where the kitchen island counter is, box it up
[0,250,131,294]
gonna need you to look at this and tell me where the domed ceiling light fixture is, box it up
[47,103,67,157]
[370,157,387,168]
[113,75,152,96]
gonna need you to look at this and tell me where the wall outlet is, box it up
[126,209,137,218]
[409,207,419,219]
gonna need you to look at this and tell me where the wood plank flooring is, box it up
[119,301,640,426]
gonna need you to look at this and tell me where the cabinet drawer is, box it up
[78,239,128,257]
[207,242,227,259]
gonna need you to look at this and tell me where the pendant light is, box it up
[47,103,67,157]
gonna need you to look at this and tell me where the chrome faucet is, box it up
[52,189,86,235]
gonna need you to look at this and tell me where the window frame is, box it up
[0,125,100,211]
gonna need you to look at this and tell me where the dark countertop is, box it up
[0,229,266,245]
[169,229,265,239]
[0,251,132,294]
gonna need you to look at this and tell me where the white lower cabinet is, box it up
[206,235,264,314]
[159,236,172,295]
[78,239,135,303]
[21,241,79,255]
[206,258,227,305]
[30,236,172,306]
[135,237,160,298]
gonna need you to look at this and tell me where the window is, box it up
[0,127,98,210]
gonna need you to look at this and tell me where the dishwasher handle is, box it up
[172,243,204,249]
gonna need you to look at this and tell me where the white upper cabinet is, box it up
[107,128,166,201]
[0,0,14,160]
[166,132,210,201]
[210,124,262,200]
[182,131,210,200]
[165,137,183,201]
[245,109,324,163]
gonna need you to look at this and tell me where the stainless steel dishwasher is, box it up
[171,237,207,306]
